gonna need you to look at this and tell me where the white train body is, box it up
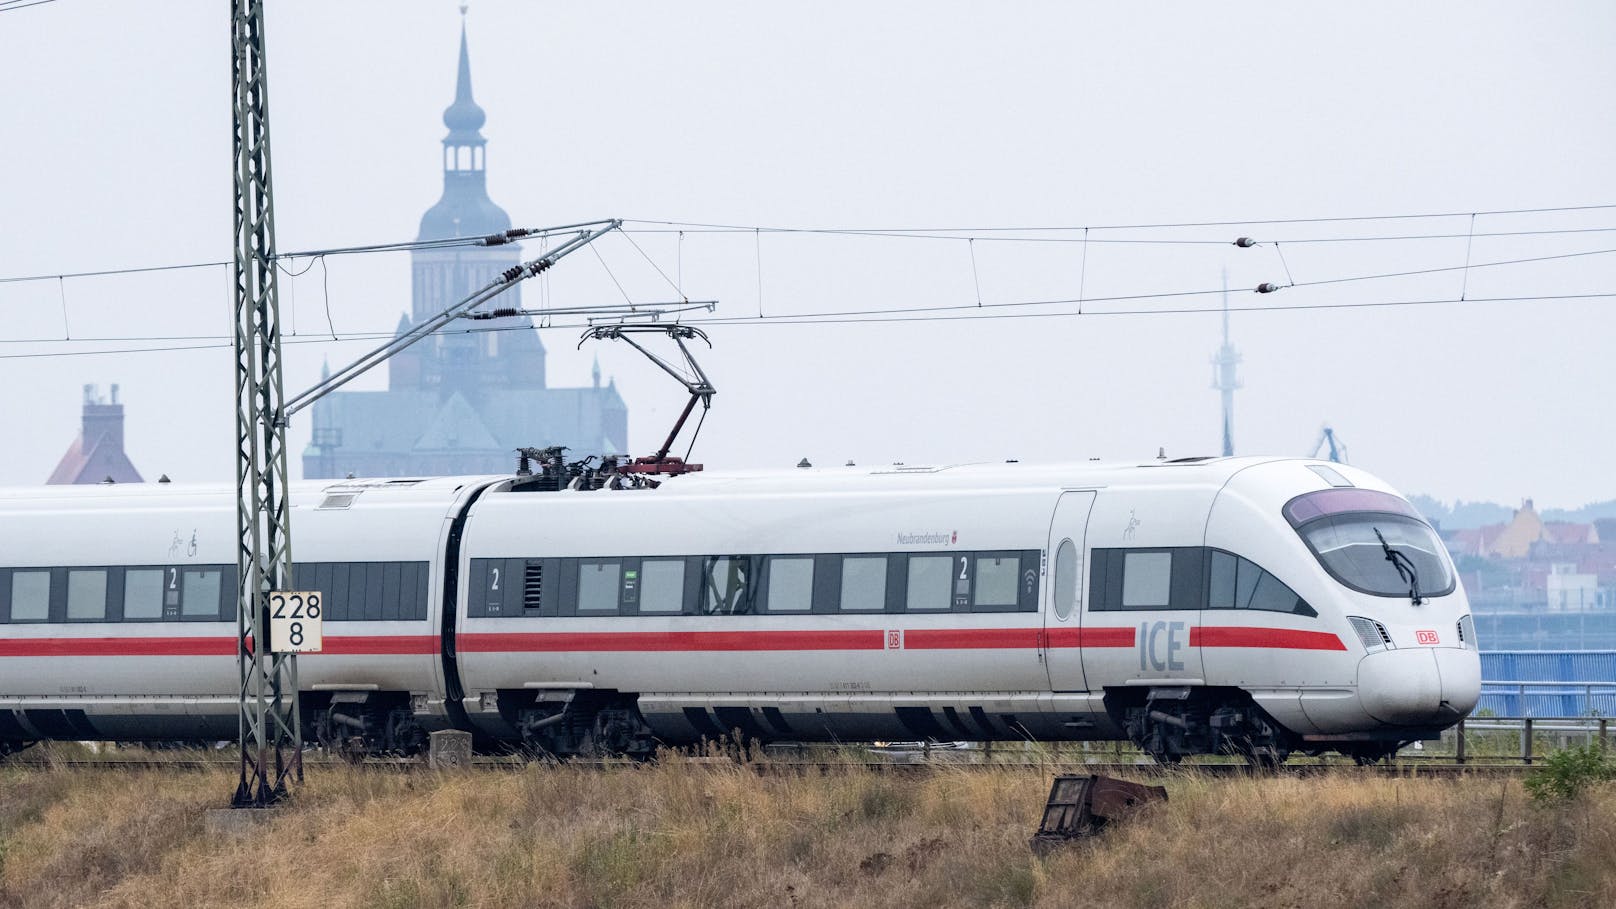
[0,457,1479,762]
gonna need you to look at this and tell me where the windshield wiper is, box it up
[1374,527,1424,605]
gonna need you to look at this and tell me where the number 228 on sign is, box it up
[268,591,324,653]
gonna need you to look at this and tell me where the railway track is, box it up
[4,754,1535,777]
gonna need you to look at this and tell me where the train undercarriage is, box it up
[1112,686,1298,767]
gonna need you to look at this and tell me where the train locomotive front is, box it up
[1100,458,1481,764]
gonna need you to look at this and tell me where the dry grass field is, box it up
[1,752,1612,909]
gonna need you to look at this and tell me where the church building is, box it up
[303,17,627,480]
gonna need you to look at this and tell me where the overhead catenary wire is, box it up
[5,290,1613,361]
[5,244,1614,347]
[8,222,1616,288]
[0,0,61,13]
[0,222,614,286]
[624,202,1616,234]
[3,211,1612,356]
[621,224,1616,246]
[618,231,685,300]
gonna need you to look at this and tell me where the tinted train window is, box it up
[1053,540,1078,620]
[182,569,223,619]
[765,557,814,613]
[123,569,164,620]
[1208,550,1315,617]
[291,561,429,621]
[1122,552,1172,607]
[10,571,49,622]
[1090,548,1203,611]
[906,556,952,611]
[639,559,686,614]
[67,570,108,621]
[974,554,1020,608]
[578,561,622,613]
[703,556,752,615]
[839,557,887,612]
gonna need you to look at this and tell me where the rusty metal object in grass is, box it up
[1030,774,1168,854]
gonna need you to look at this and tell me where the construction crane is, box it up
[1311,426,1347,463]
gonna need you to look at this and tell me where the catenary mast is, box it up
[230,0,300,807]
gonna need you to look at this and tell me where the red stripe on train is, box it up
[1190,627,1348,651]
[0,635,437,658]
[0,627,1343,656]
[457,630,885,653]
[905,628,1137,649]
[0,637,236,657]
[320,635,439,655]
[1045,627,1137,649]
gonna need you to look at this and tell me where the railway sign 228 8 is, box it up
[268,591,323,653]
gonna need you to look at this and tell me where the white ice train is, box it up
[0,456,1479,764]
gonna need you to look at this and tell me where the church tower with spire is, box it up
[392,9,545,395]
[304,9,627,479]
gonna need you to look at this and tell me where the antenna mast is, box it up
[1211,269,1242,457]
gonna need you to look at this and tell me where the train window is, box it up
[765,557,814,613]
[123,569,164,620]
[66,570,108,621]
[1248,571,1300,613]
[1234,558,1261,609]
[906,556,952,611]
[1208,551,1237,609]
[346,563,369,621]
[839,557,888,612]
[1206,550,1317,617]
[578,561,622,613]
[974,553,1020,608]
[1121,552,1173,608]
[380,562,404,621]
[702,556,752,615]
[9,571,49,622]
[639,559,686,614]
[181,569,223,619]
[1053,541,1078,620]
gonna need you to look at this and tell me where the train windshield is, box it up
[1284,489,1455,599]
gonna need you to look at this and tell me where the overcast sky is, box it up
[2,1,1613,509]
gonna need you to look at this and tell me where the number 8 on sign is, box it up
[268,591,324,653]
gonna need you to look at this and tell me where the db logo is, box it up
[886,630,903,650]
[1416,630,1440,645]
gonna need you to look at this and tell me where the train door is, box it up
[1043,491,1096,691]
[1078,491,1207,689]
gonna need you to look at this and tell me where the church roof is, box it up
[47,425,143,485]
[304,385,629,462]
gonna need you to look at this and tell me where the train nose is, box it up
[1357,648,1481,727]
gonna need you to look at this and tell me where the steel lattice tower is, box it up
[230,0,301,807]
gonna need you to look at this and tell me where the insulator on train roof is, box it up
[1255,282,1282,294]
[797,458,812,469]
[1234,237,1258,248]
